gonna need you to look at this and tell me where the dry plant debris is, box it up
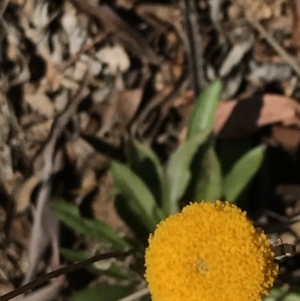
[1,0,300,300]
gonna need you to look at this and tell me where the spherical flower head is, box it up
[145,201,278,301]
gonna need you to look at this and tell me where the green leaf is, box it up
[223,145,266,202]
[217,137,253,175]
[114,192,150,246]
[189,147,222,202]
[60,248,88,263]
[70,283,133,301]
[265,287,300,301]
[111,161,165,232]
[60,248,131,279]
[187,79,222,138]
[50,201,130,250]
[126,139,168,212]
[165,129,210,214]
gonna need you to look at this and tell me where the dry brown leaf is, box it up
[24,88,55,118]
[14,175,40,213]
[44,61,63,91]
[244,0,286,21]
[85,88,143,137]
[24,120,53,149]
[214,94,300,139]
[270,125,300,150]
[65,137,97,170]
[71,169,97,196]
[116,89,143,126]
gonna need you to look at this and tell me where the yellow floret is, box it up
[145,201,278,301]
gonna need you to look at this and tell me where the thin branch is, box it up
[0,250,134,301]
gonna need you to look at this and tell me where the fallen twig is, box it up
[0,250,134,301]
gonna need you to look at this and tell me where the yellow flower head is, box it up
[145,201,278,301]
